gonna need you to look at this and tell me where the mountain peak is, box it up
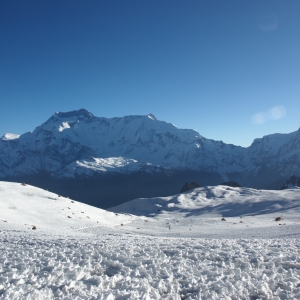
[54,109,94,119]
[147,114,157,121]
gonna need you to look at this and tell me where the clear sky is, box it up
[1,0,300,147]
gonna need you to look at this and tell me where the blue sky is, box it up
[1,0,300,146]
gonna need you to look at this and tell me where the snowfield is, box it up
[1,182,300,299]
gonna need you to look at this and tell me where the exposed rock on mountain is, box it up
[180,182,201,193]
[220,181,241,187]
[280,175,300,189]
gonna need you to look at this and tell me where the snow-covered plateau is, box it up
[1,181,300,299]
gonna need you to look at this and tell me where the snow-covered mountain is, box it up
[1,108,299,178]
[0,109,203,177]
[1,109,300,206]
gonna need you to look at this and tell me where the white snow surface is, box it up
[1,181,300,299]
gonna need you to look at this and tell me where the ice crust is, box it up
[1,181,300,299]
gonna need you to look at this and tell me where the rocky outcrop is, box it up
[280,175,300,189]
[180,182,201,193]
[220,181,241,187]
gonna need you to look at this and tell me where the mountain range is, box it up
[1,109,300,208]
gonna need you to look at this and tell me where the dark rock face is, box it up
[280,175,300,189]
[220,181,241,187]
[180,182,201,193]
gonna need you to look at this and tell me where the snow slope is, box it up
[0,182,134,232]
[1,109,300,182]
[1,182,300,299]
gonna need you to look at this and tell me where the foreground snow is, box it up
[1,182,300,299]
[2,232,300,299]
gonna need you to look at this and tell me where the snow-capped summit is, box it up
[147,113,157,120]
[0,109,206,179]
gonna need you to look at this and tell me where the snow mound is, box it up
[111,185,300,218]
